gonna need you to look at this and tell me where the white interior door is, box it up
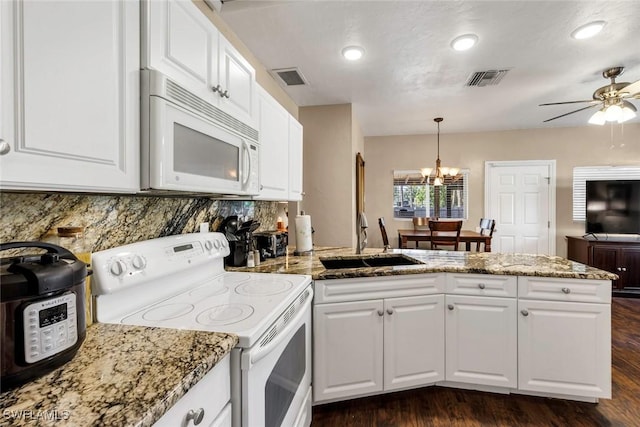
[485,161,555,255]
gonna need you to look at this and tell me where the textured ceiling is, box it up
[220,0,640,136]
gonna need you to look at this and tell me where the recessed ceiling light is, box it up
[571,21,606,39]
[451,34,478,51]
[342,46,365,61]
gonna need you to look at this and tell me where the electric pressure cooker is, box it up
[1,242,88,391]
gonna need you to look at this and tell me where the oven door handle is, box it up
[241,287,313,370]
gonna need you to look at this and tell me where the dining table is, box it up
[397,228,492,252]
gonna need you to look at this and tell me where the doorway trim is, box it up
[484,160,557,255]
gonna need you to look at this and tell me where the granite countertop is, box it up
[1,323,238,427]
[229,247,619,281]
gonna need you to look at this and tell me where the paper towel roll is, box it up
[295,214,313,252]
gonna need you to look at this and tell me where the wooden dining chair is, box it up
[476,218,496,252]
[428,220,463,251]
[378,217,391,251]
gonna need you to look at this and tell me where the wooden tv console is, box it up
[567,236,640,297]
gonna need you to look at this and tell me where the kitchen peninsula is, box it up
[230,247,616,404]
[232,247,618,281]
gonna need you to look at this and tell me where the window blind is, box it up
[572,166,640,220]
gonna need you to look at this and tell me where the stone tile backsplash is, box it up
[0,193,281,253]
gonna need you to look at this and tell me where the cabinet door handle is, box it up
[386,308,394,315]
[186,408,205,425]
[0,140,10,155]
[521,309,529,316]
[212,84,222,93]
[377,310,384,316]
[478,283,486,289]
[561,287,571,294]
[617,267,622,272]
[621,267,627,272]
[221,90,230,99]
[447,304,454,310]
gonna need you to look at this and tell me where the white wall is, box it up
[364,123,640,257]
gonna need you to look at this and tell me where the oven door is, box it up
[240,287,313,427]
[145,96,259,195]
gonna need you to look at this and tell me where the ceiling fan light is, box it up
[420,167,433,177]
[451,34,478,51]
[604,104,623,122]
[588,109,606,125]
[571,21,606,40]
[448,168,460,176]
[618,104,637,123]
[440,167,450,176]
[433,176,444,186]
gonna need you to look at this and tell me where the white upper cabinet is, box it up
[288,116,304,201]
[0,0,139,192]
[256,87,289,200]
[143,0,256,127]
[255,86,303,202]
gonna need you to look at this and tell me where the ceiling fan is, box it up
[540,66,640,124]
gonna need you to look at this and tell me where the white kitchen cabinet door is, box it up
[518,299,611,398]
[143,0,256,128]
[288,117,303,201]
[445,295,517,388]
[143,0,214,101]
[384,295,445,391]
[313,300,384,403]
[0,0,139,192]
[255,87,289,200]
[217,37,256,127]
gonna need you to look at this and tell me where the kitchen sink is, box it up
[320,255,422,269]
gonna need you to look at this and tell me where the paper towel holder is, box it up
[293,211,314,256]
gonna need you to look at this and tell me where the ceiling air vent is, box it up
[272,68,307,86]
[466,69,509,87]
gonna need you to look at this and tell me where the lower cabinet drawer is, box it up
[446,273,517,297]
[153,355,231,427]
[518,277,611,303]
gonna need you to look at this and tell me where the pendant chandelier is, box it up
[420,117,459,186]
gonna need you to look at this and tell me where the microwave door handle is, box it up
[241,140,251,189]
[240,287,313,370]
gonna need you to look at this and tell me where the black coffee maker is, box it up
[218,216,260,267]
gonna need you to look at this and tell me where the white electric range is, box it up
[91,232,313,427]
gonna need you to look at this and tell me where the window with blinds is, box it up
[572,166,640,221]
[393,170,468,219]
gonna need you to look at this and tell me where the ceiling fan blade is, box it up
[539,100,598,106]
[619,79,640,98]
[543,103,601,123]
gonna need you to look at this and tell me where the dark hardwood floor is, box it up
[311,297,640,427]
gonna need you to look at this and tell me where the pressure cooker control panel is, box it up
[22,293,78,364]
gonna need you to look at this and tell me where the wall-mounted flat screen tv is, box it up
[586,180,640,235]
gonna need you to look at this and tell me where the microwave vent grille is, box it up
[166,80,258,142]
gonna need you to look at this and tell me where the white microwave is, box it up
[140,70,260,196]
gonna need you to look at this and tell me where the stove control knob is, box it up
[109,260,127,277]
[204,240,214,251]
[213,240,222,249]
[132,255,146,270]
[220,239,228,248]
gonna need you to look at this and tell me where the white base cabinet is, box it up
[445,295,517,388]
[313,275,445,404]
[312,273,611,404]
[313,300,384,402]
[383,295,445,391]
[518,299,611,398]
[154,355,231,427]
[0,0,139,192]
